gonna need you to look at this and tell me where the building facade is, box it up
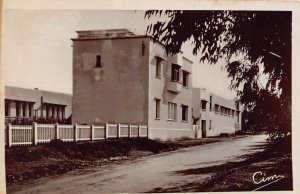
[192,88,242,137]
[5,86,72,124]
[72,29,194,140]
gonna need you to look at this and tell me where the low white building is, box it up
[192,88,242,137]
[5,86,72,124]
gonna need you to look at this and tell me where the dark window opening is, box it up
[171,64,180,82]
[5,102,9,117]
[95,55,102,68]
[156,59,162,77]
[22,103,26,117]
[182,71,189,87]
[201,100,207,111]
[182,105,188,122]
[29,104,32,117]
[142,41,145,56]
[16,102,20,117]
[155,99,161,119]
[209,95,212,110]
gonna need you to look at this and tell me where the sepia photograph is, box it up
[1,0,299,193]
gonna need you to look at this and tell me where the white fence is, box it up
[5,122,148,147]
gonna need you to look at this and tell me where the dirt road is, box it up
[8,135,268,193]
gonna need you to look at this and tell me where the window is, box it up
[209,120,212,130]
[16,102,20,117]
[171,63,180,82]
[46,105,49,118]
[62,107,66,119]
[22,103,26,117]
[201,100,207,111]
[209,95,212,110]
[232,110,235,117]
[168,102,177,120]
[5,101,9,117]
[142,41,145,56]
[182,105,188,122]
[156,58,162,78]
[29,104,32,117]
[182,71,189,87]
[221,107,224,115]
[95,55,102,68]
[155,99,161,119]
[214,104,219,114]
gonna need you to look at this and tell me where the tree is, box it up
[145,11,291,137]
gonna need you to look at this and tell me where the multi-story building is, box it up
[192,88,242,137]
[5,86,72,124]
[72,29,194,140]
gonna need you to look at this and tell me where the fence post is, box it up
[147,125,149,138]
[91,125,94,141]
[8,123,12,147]
[33,122,38,146]
[105,123,108,139]
[74,124,78,142]
[117,124,120,138]
[128,124,131,138]
[55,123,59,140]
[138,125,141,138]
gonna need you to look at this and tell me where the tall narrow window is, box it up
[5,101,9,117]
[182,71,189,87]
[29,104,32,117]
[201,100,207,111]
[142,41,145,56]
[209,95,212,111]
[171,64,180,82]
[209,120,212,130]
[156,58,162,78]
[155,99,161,119]
[16,102,20,117]
[22,103,26,117]
[214,104,219,114]
[95,55,102,68]
[62,107,66,119]
[182,105,188,122]
[168,102,177,120]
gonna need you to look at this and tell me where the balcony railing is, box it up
[167,81,182,93]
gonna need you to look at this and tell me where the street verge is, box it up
[6,136,223,186]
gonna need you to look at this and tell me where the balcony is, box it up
[199,89,210,101]
[167,81,182,93]
[169,52,183,67]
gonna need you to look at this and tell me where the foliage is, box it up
[145,11,291,137]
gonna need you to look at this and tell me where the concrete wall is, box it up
[192,88,241,137]
[72,37,150,125]
[148,42,194,140]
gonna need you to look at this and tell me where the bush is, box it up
[220,133,230,137]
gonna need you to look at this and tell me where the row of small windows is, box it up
[155,99,189,122]
[201,99,240,123]
[201,100,238,116]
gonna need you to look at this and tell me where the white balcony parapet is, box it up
[169,52,183,67]
[167,81,182,93]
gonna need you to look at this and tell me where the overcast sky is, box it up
[3,9,235,99]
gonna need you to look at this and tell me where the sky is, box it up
[3,10,235,99]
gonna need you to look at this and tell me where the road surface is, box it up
[8,135,268,193]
